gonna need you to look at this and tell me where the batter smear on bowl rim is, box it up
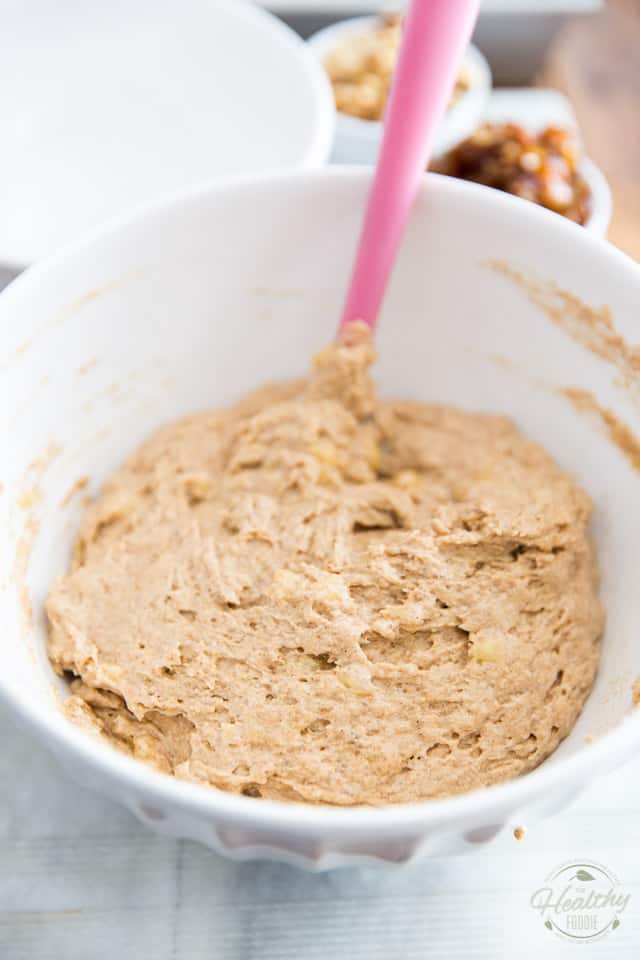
[47,323,603,805]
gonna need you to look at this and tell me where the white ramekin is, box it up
[479,86,612,237]
[307,16,492,164]
[580,158,612,237]
[428,157,611,239]
[1,169,639,869]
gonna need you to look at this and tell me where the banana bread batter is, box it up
[47,324,602,805]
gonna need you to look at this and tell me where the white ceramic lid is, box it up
[0,0,333,266]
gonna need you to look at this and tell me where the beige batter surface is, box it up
[47,324,603,805]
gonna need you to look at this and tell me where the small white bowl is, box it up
[480,88,612,237]
[307,15,492,164]
[434,157,611,238]
[579,158,612,237]
[1,169,639,869]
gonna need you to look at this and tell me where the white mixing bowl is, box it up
[1,169,639,869]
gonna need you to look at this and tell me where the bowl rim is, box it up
[1,166,639,835]
[306,14,492,143]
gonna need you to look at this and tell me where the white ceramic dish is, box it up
[578,159,612,237]
[0,0,334,268]
[1,169,640,870]
[307,16,492,164]
[483,87,612,237]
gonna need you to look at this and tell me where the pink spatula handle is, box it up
[340,0,480,333]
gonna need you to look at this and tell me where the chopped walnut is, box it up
[324,13,470,122]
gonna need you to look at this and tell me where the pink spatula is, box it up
[339,0,480,333]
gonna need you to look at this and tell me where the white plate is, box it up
[0,0,334,267]
[263,1,602,12]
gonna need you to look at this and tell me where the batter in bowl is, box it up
[47,324,603,805]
